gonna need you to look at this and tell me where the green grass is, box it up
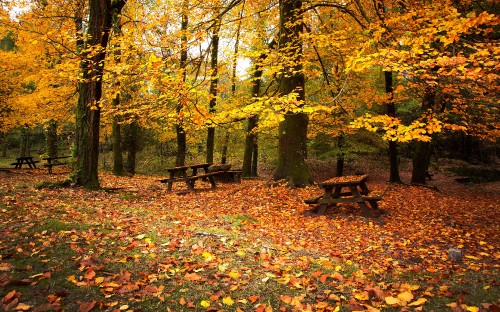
[448,166,500,183]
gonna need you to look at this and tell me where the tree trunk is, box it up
[176,0,188,167]
[206,17,220,164]
[251,137,258,176]
[336,133,345,177]
[46,121,58,158]
[112,11,124,176]
[125,121,138,175]
[20,127,29,157]
[411,87,436,184]
[74,0,126,189]
[273,0,310,186]
[242,116,258,177]
[0,133,6,157]
[384,71,402,183]
[220,131,229,164]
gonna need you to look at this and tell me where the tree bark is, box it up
[273,0,310,186]
[336,134,345,177]
[125,121,138,175]
[206,18,220,164]
[112,11,124,176]
[411,87,436,184]
[176,0,188,167]
[46,121,58,158]
[74,0,126,189]
[384,71,402,183]
[242,116,258,177]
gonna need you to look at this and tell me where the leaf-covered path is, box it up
[0,169,498,311]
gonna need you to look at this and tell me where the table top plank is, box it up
[318,174,368,187]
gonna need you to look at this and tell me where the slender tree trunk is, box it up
[242,116,258,177]
[46,121,58,158]
[206,17,220,164]
[0,133,6,157]
[251,137,258,176]
[411,87,436,184]
[220,2,244,165]
[273,0,310,186]
[125,121,138,175]
[112,12,124,176]
[74,0,126,189]
[384,71,402,183]
[176,0,188,167]
[20,127,29,157]
[336,133,345,177]
[220,132,230,164]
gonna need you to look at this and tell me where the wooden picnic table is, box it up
[306,174,382,217]
[42,156,71,173]
[10,156,39,169]
[160,163,218,192]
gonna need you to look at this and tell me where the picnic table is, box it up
[10,156,39,169]
[42,156,71,173]
[159,163,218,192]
[306,174,382,217]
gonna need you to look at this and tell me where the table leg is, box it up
[359,181,370,195]
[348,185,372,217]
[316,185,340,215]
[167,172,175,191]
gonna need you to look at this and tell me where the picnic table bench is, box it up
[159,163,218,192]
[42,156,71,173]
[208,164,242,183]
[306,174,382,218]
[10,156,39,169]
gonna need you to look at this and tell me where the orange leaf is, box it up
[319,274,329,283]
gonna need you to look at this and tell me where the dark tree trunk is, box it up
[74,0,126,189]
[384,71,402,183]
[220,5,243,165]
[220,131,229,164]
[206,19,220,164]
[20,127,30,157]
[0,133,6,157]
[176,0,188,167]
[112,11,124,176]
[125,121,138,175]
[411,87,436,184]
[251,137,258,176]
[335,133,345,177]
[46,121,58,158]
[273,0,310,186]
[112,119,123,175]
[242,116,258,177]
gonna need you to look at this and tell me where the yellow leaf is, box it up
[408,297,427,306]
[119,305,129,310]
[15,303,32,311]
[397,291,414,304]
[202,252,214,261]
[354,292,369,301]
[200,300,210,308]
[466,307,479,312]
[385,296,401,306]
[222,296,234,306]
[95,277,104,284]
[228,271,241,279]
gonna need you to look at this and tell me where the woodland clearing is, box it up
[0,160,498,311]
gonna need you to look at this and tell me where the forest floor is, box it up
[0,158,498,311]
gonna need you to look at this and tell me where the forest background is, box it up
[0,0,498,187]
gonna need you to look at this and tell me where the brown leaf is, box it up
[79,301,96,312]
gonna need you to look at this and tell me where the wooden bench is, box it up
[214,170,242,183]
[42,156,71,173]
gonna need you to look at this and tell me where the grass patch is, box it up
[448,166,500,183]
[34,179,73,190]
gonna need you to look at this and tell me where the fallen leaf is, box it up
[408,297,427,306]
[385,296,401,306]
[79,301,96,312]
[222,296,234,306]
